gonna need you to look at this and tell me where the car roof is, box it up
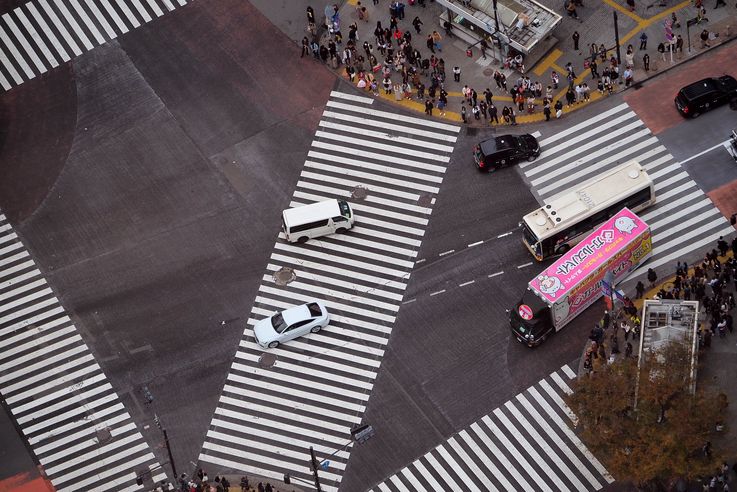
[479,135,519,154]
[283,200,341,228]
[680,78,720,100]
[280,303,313,325]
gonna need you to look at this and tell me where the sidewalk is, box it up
[313,0,737,125]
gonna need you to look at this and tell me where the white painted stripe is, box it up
[266,260,404,295]
[459,280,475,287]
[649,198,713,231]
[29,403,125,446]
[0,276,45,302]
[400,468,427,490]
[226,378,365,413]
[326,99,461,133]
[1,353,94,393]
[654,171,690,191]
[274,242,407,278]
[528,386,614,482]
[435,444,480,491]
[37,414,131,459]
[458,429,510,491]
[209,417,350,460]
[312,141,448,172]
[0,316,72,354]
[648,181,698,205]
[528,118,643,178]
[0,297,60,332]
[468,240,483,247]
[213,407,348,447]
[53,449,155,492]
[161,0,176,11]
[424,452,461,489]
[0,305,65,340]
[67,0,105,44]
[13,9,59,68]
[0,334,82,376]
[0,243,26,265]
[36,0,82,56]
[142,0,165,17]
[114,0,141,28]
[0,287,54,316]
[653,218,730,252]
[51,0,94,50]
[470,420,533,491]
[504,400,586,491]
[517,262,533,269]
[330,90,375,104]
[305,159,440,193]
[11,368,106,412]
[539,379,578,425]
[483,415,555,492]
[516,392,602,489]
[0,21,35,78]
[653,209,722,245]
[233,356,374,396]
[95,0,129,35]
[0,230,18,245]
[264,265,403,301]
[636,227,737,275]
[550,371,573,395]
[207,430,348,471]
[81,0,116,39]
[413,460,446,491]
[430,289,445,296]
[20,384,114,430]
[307,151,443,183]
[0,67,10,89]
[0,258,35,278]
[562,364,576,379]
[129,0,153,22]
[197,454,287,488]
[43,428,140,474]
[322,110,458,143]
[350,224,422,247]
[221,390,361,425]
[299,171,421,201]
[493,408,567,491]
[488,271,504,277]
[536,103,630,147]
[389,475,411,492]
[439,249,454,256]
[447,436,497,491]
[260,275,400,312]
[317,121,455,152]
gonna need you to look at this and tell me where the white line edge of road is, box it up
[488,271,504,277]
[330,90,374,105]
[679,138,733,165]
[468,241,484,247]
[430,289,446,296]
[517,262,533,269]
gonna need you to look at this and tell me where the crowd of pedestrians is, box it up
[301,2,634,125]
[583,236,737,374]
[162,471,289,492]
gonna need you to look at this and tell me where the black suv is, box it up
[473,134,540,172]
[674,75,737,118]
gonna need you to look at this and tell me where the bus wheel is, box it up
[297,236,309,243]
[336,227,348,234]
[555,244,570,255]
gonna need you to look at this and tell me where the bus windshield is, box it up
[521,161,655,261]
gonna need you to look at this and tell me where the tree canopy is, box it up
[566,340,727,487]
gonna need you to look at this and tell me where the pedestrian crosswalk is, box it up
[372,364,615,491]
[520,102,735,276]
[0,0,188,92]
[0,213,168,491]
[198,91,460,491]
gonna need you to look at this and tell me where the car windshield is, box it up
[271,313,288,333]
[339,200,351,219]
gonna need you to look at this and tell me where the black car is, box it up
[473,134,541,172]
[674,75,737,118]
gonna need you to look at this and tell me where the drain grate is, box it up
[273,267,296,286]
[417,194,432,207]
[351,185,369,200]
[259,353,277,368]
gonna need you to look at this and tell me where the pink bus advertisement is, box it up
[511,208,652,346]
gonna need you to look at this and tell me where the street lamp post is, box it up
[613,11,622,66]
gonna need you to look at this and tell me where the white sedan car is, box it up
[253,301,330,349]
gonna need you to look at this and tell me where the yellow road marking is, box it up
[533,48,563,76]
[600,0,644,22]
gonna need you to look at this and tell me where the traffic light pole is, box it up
[309,446,323,492]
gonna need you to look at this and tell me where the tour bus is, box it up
[521,161,655,261]
[282,199,355,243]
[510,208,653,346]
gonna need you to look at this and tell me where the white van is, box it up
[282,199,355,243]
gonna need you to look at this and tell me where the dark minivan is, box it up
[674,75,737,118]
[473,134,540,172]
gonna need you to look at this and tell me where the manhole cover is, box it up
[259,353,277,368]
[483,68,495,76]
[351,186,369,200]
[273,267,296,286]
[96,428,112,443]
[417,194,432,207]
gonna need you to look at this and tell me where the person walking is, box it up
[461,105,468,123]
[412,16,423,34]
[426,34,435,53]
[647,268,657,288]
[431,30,443,52]
[589,58,599,78]
[554,99,563,118]
[489,103,499,124]
[643,53,650,71]
[543,101,551,121]
[639,32,648,50]
[572,31,580,51]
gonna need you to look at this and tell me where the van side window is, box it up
[291,219,329,233]
[333,216,347,222]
